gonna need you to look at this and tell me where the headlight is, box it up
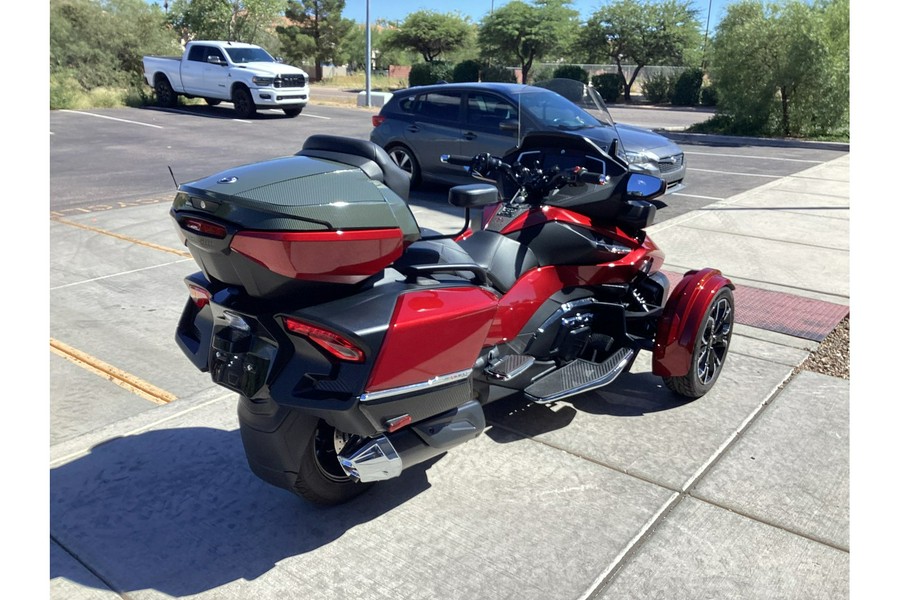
[252,76,274,86]
[624,149,659,167]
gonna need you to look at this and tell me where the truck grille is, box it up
[276,74,306,88]
[657,153,684,174]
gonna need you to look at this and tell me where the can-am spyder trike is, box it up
[172,131,734,505]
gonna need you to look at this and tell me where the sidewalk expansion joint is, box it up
[51,533,135,600]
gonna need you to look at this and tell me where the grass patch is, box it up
[686,112,849,143]
[319,73,408,91]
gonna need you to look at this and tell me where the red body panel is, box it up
[230,228,405,284]
[365,287,500,392]
[652,268,734,377]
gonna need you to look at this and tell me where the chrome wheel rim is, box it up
[388,148,414,175]
[696,296,733,385]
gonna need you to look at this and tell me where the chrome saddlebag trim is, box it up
[359,369,472,403]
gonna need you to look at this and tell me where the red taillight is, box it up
[186,283,212,309]
[282,317,365,363]
[372,114,385,127]
[182,217,226,239]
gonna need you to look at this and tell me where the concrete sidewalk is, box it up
[49,156,850,599]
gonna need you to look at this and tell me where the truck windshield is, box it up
[225,47,275,64]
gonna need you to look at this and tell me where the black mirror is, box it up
[625,173,666,200]
[448,184,498,208]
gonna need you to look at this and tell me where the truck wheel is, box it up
[283,106,303,117]
[663,287,734,399]
[204,98,222,106]
[232,87,256,118]
[293,419,372,505]
[154,76,178,108]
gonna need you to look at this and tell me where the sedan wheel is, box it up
[387,145,421,187]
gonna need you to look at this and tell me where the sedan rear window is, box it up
[414,93,462,122]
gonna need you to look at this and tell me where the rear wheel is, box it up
[386,144,421,187]
[232,87,256,118]
[154,76,177,108]
[293,420,372,505]
[283,106,303,117]
[663,287,734,399]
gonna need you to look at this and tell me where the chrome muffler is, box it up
[338,400,485,482]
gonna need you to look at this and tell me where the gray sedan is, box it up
[369,80,685,193]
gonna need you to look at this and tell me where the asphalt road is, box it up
[49,102,848,225]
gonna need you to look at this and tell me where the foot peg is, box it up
[485,354,535,381]
[524,348,634,404]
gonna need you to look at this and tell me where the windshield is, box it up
[532,79,616,127]
[224,47,276,64]
[518,88,607,132]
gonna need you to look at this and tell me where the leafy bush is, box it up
[452,59,482,83]
[672,68,704,106]
[591,73,622,103]
[529,65,556,83]
[481,65,517,83]
[409,62,455,86]
[642,72,674,104]
[552,65,588,83]
[700,84,719,107]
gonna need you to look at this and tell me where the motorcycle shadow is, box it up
[50,426,436,597]
[483,370,692,443]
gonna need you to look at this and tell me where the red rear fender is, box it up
[652,268,734,377]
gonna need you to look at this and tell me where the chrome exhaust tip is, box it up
[338,436,403,482]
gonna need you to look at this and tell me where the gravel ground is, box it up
[798,315,850,379]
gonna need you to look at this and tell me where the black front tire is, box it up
[283,106,303,117]
[663,287,734,399]
[155,76,178,108]
[293,420,373,506]
[232,87,256,118]
[204,97,222,106]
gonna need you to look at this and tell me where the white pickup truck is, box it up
[143,40,310,118]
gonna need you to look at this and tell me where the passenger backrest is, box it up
[298,135,411,201]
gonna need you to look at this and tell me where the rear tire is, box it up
[663,287,734,399]
[386,144,422,188]
[293,420,372,505]
[232,87,256,118]
[154,76,178,108]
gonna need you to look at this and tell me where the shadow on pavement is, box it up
[50,426,434,596]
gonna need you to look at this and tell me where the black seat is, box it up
[297,135,411,201]
[396,230,539,294]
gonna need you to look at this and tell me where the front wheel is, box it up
[663,287,734,399]
[232,87,256,119]
[204,97,222,106]
[293,420,372,505]
[283,106,303,117]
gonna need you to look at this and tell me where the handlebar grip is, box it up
[440,154,472,166]
[577,170,609,185]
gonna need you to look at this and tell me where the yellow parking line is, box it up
[52,217,191,258]
[50,338,177,405]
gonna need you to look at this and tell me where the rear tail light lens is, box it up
[187,283,212,309]
[372,115,385,127]
[181,217,227,239]
[282,317,365,363]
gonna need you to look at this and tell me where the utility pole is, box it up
[365,0,372,107]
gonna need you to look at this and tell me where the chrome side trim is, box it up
[359,369,472,403]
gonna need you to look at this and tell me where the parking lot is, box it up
[48,99,851,599]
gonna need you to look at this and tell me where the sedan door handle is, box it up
[463,131,477,140]
[407,125,420,133]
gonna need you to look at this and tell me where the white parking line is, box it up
[59,109,163,129]
[685,151,825,164]
[688,168,782,178]
[671,192,726,201]
[298,112,331,120]
[143,106,252,122]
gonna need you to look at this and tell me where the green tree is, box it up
[581,0,701,102]
[381,10,473,63]
[168,0,287,44]
[478,0,579,84]
[50,0,179,90]
[276,0,354,80]
[711,0,847,137]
